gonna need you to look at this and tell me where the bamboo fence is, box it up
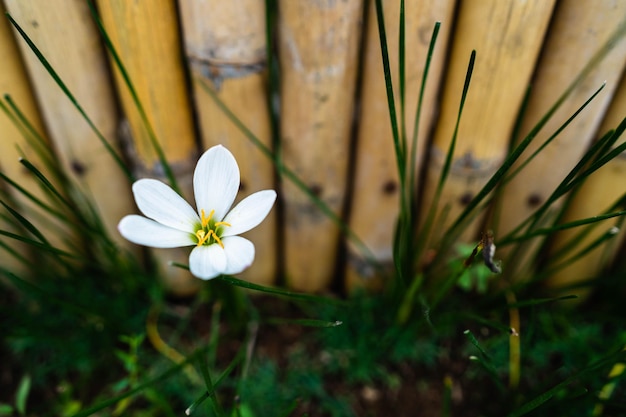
[1,0,625,295]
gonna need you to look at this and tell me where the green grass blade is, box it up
[416,50,475,256]
[0,238,30,268]
[0,229,77,258]
[374,0,404,177]
[505,295,578,308]
[522,125,625,238]
[446,82,606,249]
[18,158,72,212]
[216,275,346,306]
[0,200,49,245]
[398,0,407,156]
[447,16,626,245]
[263,318,343,328]
[409,22,440,198]
[464,329,506,392]
[501,83,606,192]
[5,13,133,183]
[264,0,281,155]
[435,83,610,270]
[440,50,476,192]
[196,358,224,416]
[0,172,68,223]
[0,96,59,176]
[71,345,214,417]
[171,261,346,305]
[445,14,626,248]
[84,1,178,192]
[507,348,626,417]
[540,226,622,280]
[499,209,626,247]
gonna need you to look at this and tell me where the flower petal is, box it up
[118,215,195,248]
[189,244,228,280]
[221,236,255,275]
[133,179,199,232]
[222,190,277,236]
[194,145,240,221]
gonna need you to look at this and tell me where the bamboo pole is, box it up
[278,0,364,292]
[421,0,555,254]
[493,0,626,282]
[545,69,626,299]
[5,1,134,251]
[345,0,456,291]
[178,0,277,287]
[96,0,199,295]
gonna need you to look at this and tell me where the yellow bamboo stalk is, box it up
[96,0,199,295]
[6,0,135,251]
[278,0,364,292]
[545,68,626,299]
[421,0,555,254]
[493,0,626,282]
[178,0,277,287]
[0,7,49,276]
[346,0,456,291]
[96,0,197,173]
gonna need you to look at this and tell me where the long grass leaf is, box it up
[499,209,626,246]
[71,345,214,417]
[501,83,606,193]
[505,295,578,308]
[409,22,440,199]
[216,275,346,306]
[540,227,621,279]
[84,2,178,192]
[440,51,475,192]
[263,318,343,328]
[171,261,346,305]
[374,0,404,176]
[507,348,626,417]
[0,238,30,268]
[5,13,132,183]
[18,159,72,211]
[0,229,77,258]
[0,201,49,245]
[448,83,606,249]
[416,51,475,257]
[0,96,58,175]
[448,16,626,245]
[0,172,68,223]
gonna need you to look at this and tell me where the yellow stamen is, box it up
[196,230,210,246]
[196,208,231,247]
[209,230,225,248]
[200,209,214,228]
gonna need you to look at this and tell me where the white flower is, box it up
[118,145,276,280]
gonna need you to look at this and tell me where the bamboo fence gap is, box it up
[420,0,555,253]
[96,0,200,295]
[278,0,363,292]
[178,0,277,287]
[545,68,626,299]
[345,0,455,291]
[493,0,626,282]
[0,7,50,275]
[5,0,133,251]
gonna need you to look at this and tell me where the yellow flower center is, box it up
[195,209,231,248]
